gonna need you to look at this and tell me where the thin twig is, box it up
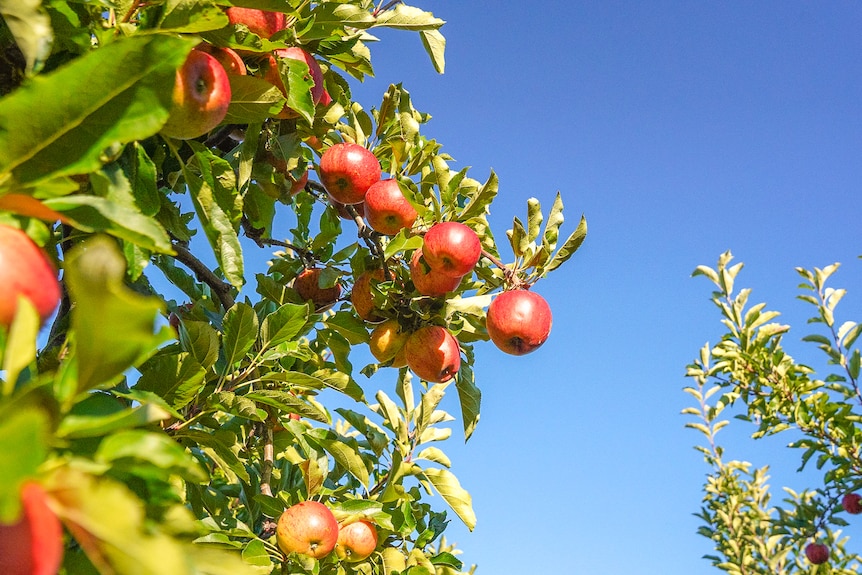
[172,242,235,311]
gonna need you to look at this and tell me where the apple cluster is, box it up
[801,491,862,565]
[276,501,378,564]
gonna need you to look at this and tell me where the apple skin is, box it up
[225,7,286,39]
[363,179,418,236]
[161,50,231,140]
[351,269,386,322]
[335,520,378,563]
[805,542,829,564]
[409,249,462,297]
[843,492,862,514]
[404,325,461,383]
[294,267,341,310]
[194,44,246,76]
[421,222,481,278]
[0,225,61,328]
[486,290,552,356]
[369,319,409,364]
[318,143,381,205]
[276,501,339,559]
[264,47,325,119]
[0,483,64,575]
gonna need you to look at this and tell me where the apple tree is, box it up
[686,252,862,572]
[0,1,587,574]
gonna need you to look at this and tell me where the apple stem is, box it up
[172,242,236,311]
[373,0,404,16]
[480,248,526,289]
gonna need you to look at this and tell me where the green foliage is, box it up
[686,252,862,573]
[0,2,585,574]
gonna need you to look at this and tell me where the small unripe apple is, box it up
[161,50,231,140]
[486,289,553,356]
[0,225,61,328]
[264,47,325,119]
[421,222,481,278]
[363,179,418,235]
[369,319,409,364]
[194,43,246,76]
[843,492,862,514]
[335,520,378,563]
[0,482,64,575]
[294,267,341,310]
[805,542,829,564]
[409,249,462,297]
[225,7,286,39]
[276,501,339,559]
[318,143,381,205]
[404,325,461,383]
[351,268,386,322]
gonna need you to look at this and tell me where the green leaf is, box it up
[455,365,481,441]
[544,214,587,274]
[0,0,52,73]
[260,303,308,349]
[541,192,564,253]
[65,236,170,392]
[175,429,250,483]
[325,311,369,345]
[223,74,287,124]
[277,57,315,124]
[96,429,207,482]
[419,29,446,74]
[460,170,498,221]
[306,429,370,489]
[183,141,244,288]
[1,297,40,392]
[44,195,172,253]
[246,390,329,423]
[421,467,476,531]
[135,352,207,410]
[374,5,445,30]
[526,198,543,243]
[0,34,195,185]
[158,0,230,32]
[179,320,220,370]
[222,302,258,367]
[58,403,171,439]
[0,407,49,522]
[208,391,266,422]
[309,3,375,31]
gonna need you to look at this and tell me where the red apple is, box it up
[335,520,378,563]
[404,325,461,383]
[194,43,246,75]
[0,482,64,575]
[805,542,829,564]
[363,179,418,236]
[319,89,333,106]
[264,48,325,119]
[843,492,862,514]
[318,143,381,205]
[290,169,309,195]
[294,267,341,310]
[161,50,231,140]
[421,222,481,278]
[351,268,386,322]
[0,225,60,328]
[276,501,339,559]
[225,7,286,39]
[409,249,462,297]
[486,289,553,356]
[369,319,409,364]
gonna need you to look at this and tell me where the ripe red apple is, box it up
[161,50,231,140]
[404,325,461,383]
[369,319,409,364]
[409,249,462,297]
[0,482,64,575]
[290,169,309,195]
[805,542,829,564]
[335,520,378,563]
[486,289,553,356]
[421,222,481,278]
[276,501,339,559]
[843,492,862,514]
[194,43,246,75]
[225,7,286,39]
[0,225,60,328]
[264,47,325,119]
[318,143,381,205]
[363,179,418,235]
[351,268,385,322]
[294,267,341,310]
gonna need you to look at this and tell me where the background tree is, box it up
[686,252,862,573]
[0,1,586,574]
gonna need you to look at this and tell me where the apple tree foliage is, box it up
[686,252,862,572]
[0,1,587,574]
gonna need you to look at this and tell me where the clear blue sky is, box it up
[332,2,862,573]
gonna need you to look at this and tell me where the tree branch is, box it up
[171,242,235,311]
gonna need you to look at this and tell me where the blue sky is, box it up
[329,2,862,573]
